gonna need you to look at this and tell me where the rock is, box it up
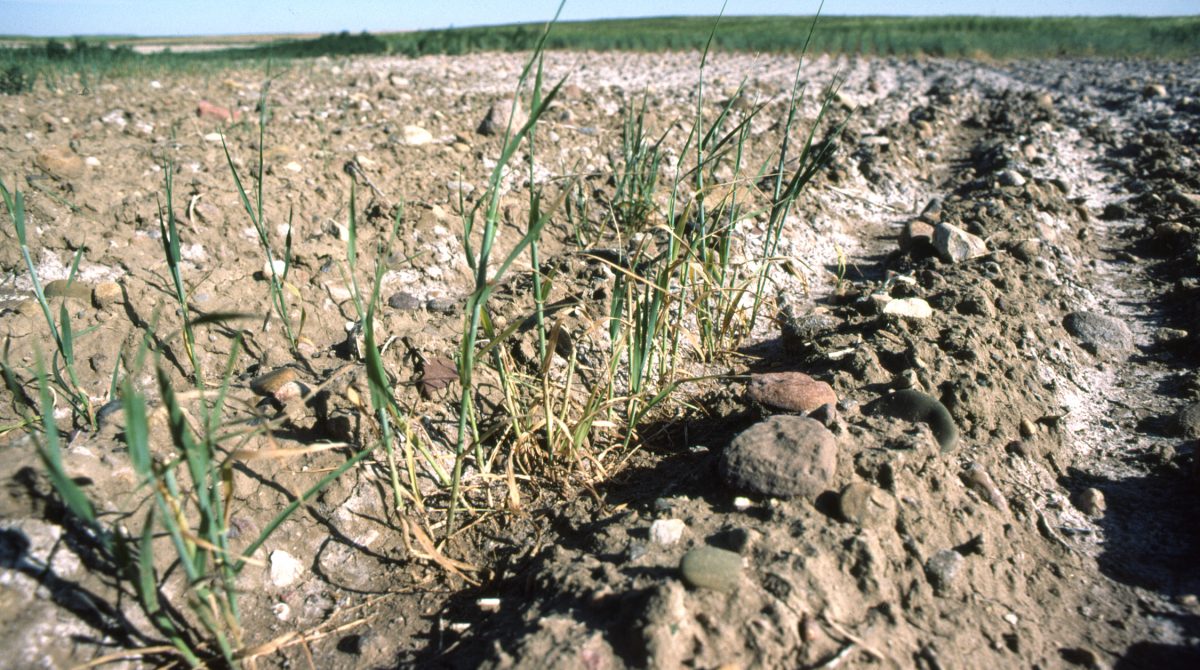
[809,403,839,428]
[779,308,840,353]
[261,258,288,278]
[649,519,686,547]
[196,99,238,123]
[838,482,897,528]
[1166,190,1200,211]
[401,125,433,145]
[720,416,838,499]
[251,368,299,396]
[1061,647,1101,667]
[91,281,122,309]
[1173,402,1200,439]
[101,109,128,128]
[924,549,964,594]
[933,223,987,263]
[1063,311,1134,354]
[1142,84,1168,98]
[478,97,527,136]
[1036,92,1055,111]
[387,291,422,311]
[1075,488,1106,517]
[745,372,837,414]
[882,297,933,320]
[1011,239,1043,263]
[901,219,936,252]
[961,462,1009,513]
[35,146,85,179]
[43,279,92,301]
[679,547,742,593]
[871,390,959,452]
[998,169,1026,187]
[269,549,303,587]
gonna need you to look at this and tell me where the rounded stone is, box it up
[745,372,838,414]
[251,367,299,396]
[1063,311,1134,353]
[925,549,964,594]
[933,222,987,263]
[882,297,933,320]
[1075,488,1106,517]
[838,482,897,528]
[92,281,123,309]
[720,416,838,499]
[1172,402,1200,439]
[679,547,742,593]
[43,279,93,301]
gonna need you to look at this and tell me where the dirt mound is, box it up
[1,52,1198,668]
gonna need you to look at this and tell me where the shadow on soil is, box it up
[1063,455,1200,667]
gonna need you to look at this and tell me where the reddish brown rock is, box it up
[35,146,85,179]
[197,99,239,123]
[746,372,837,414]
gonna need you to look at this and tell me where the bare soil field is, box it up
[1,50,1198,669]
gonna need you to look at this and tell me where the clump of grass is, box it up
[26,326,370,666]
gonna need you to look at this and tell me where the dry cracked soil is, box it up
[1,50,1198,669]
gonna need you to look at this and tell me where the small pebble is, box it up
[1075,488,1106,517]
[679,547,743,593]
[1020,418,1037,438]
[251,367,298,396]
[269,549,303,587]
[882,297,933,320]
[387,291,422,311]
[649,519,686,547]
[261,259,288,278]
[92,281,123,308]
[925,549,964,594]
[43,279,93,301]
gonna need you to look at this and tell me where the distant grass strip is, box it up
[1,15,1197,92]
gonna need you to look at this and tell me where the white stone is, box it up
[933,222,988,263]
[263,259,287,277]
[649,518,686,547]
[883,297,933,320]
[84,156,100,167]
[284,161,302,173]
[269,549,303,587]
[402,125,434,146]
[204,132,223,143]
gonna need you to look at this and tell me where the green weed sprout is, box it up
[222,80,303,354]
[1,178,95,428]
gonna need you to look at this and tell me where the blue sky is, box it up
[3,1,1195,37]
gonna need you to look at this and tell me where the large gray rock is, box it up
[1063,311,1134,354]
[720,416,837,499]
[933,222,987,263]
